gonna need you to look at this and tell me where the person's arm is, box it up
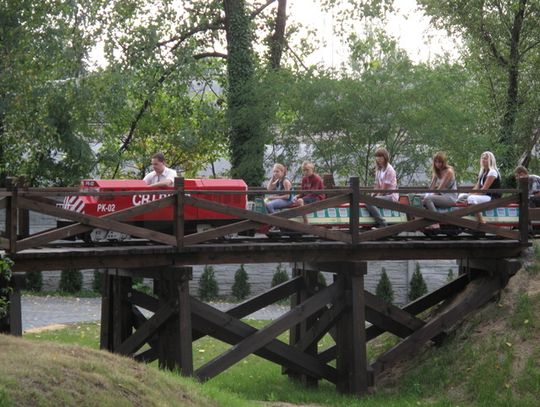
[428,176,437,191]
[480,175,496,190]
[436,168,454,191]
[267,176,278,191]
[150,179,173,187]
[267,178,291,200]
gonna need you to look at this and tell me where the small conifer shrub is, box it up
[317,272,327,287]
[198,265,219,301]
[25,271,43,292]
[271,263,289,287]
[409,263,428,301]
[376,267,394,304]
[232,264,251,300]
[59,269,83,293]
[92,271,102,293]
[447,268,455,283]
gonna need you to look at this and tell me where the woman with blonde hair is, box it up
[458,151,501,223]
[265,163,294,213]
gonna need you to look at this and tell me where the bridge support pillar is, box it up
[99,266,194,376]
[0,273,23,336]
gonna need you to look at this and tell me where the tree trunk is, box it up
[269,0,287,69]
[224,0,264,186]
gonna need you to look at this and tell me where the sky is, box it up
[288,0,460,67]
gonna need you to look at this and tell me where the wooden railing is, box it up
[0,176,531,253]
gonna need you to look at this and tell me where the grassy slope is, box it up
[0,334,250,407]
[6,248,540,406]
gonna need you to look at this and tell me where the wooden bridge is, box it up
[0,177,532,396]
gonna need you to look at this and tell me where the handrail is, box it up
[1,176,531,253]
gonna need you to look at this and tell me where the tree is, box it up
[417,0,540,176]
[198,265,219,301]
[59,269,83,293]
[376,267,394,304]
[271,263,289,287]
[231,264,251,300]
[409,263,428,301]
[223,0,264,186]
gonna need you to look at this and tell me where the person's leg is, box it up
[266,198,292,213]
[423,195,456,229]
[365,195,392,227]
[467,195,491,223]
[530,195,540,208]
[301,197,317,223]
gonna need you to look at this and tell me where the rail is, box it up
[0,176,531,253]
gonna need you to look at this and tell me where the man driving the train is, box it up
[143,152,177,187]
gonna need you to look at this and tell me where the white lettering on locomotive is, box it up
[97,203,116,212]
[132,193,172,206]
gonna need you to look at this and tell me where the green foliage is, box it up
[198,265,219,301]
[271,263,289,287]
[59,269,83,293]
[317,272,327,287]
[25,271,43,292]
[376,267,394,304]
[409,263,428,301]
[92,271,102,293]
[447,268,455,282]
[0,257,14,320]
[225,0,264,186]
[231,264,250,300]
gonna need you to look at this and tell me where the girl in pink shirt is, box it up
[365,148,398,229]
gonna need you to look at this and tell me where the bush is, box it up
[317,272,327,287]
[447,268,455,282]
[409,263,428,301]
[198,265,219,301]
[0,257,13,320]
[59,269,83,293]
[92,271,102,293]
[271,263,289,287]
[25,271,43,292]
[231,264,250,300]
[376,267,394,304]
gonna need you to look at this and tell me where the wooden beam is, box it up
[16,195,176,251]
[177,268,193,376]
[364,291,425,338]
[358,195,519,240]
[318,273,471,364]
[371,276,501,376]
[190,298,341,384]
[175,178,185,249]
[350,178,360,245]
[17,197,177,247]
[518,177,529,243]
[226,276,304,320]
[183,194,352,244]
[116,303,175,356]
[349,269,368,394]
[195,280,344,381]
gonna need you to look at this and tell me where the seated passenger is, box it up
[458,151,501,223]
[295,161,325,206]
[514,166,540,208]
[265,163,294,213]
[365,148,398,229]
[422,152,458,229]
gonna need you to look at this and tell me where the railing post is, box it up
[349,177,360,245]
[175,177,185,249]
[5,177,17,254]
[519,176,529,244]
[17,176,29,239]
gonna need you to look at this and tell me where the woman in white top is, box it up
[459,151,501,223]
